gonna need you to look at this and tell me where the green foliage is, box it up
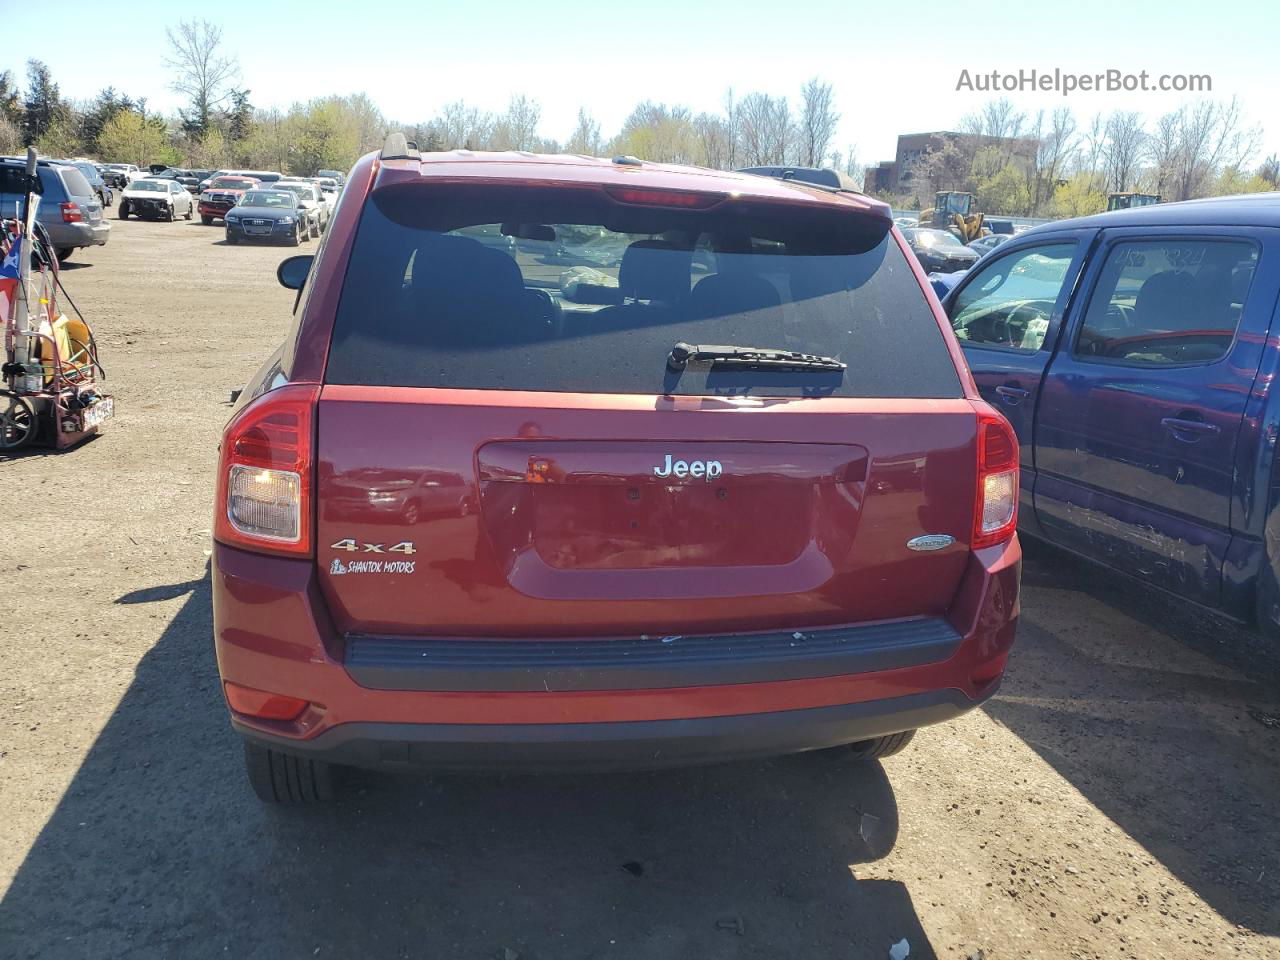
[1212,166,1273,196]
[291,98,360,175]
[97,110,173,166]
[1051,174,1106,218]
[974,163,1031,216]
[82,88,138,155]
[35,116,82,157]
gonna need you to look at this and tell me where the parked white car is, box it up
[272,180,328,236]
[117,178,195,221]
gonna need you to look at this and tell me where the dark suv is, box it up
[212,136,1022,803]
[0,156,110,262]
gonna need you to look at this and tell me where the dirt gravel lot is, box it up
[2,214,1279,959]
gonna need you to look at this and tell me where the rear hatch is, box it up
[57,166,103,223]
[316,178,979,638]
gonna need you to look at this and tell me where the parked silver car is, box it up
[0,156,110,262]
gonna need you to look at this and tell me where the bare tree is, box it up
[736,92,773,166]
[961,98,1026,167]
[0,113,19,154]
[1146,110,1181,198]
[722,88,739,169]
[1035,107,1078,210]
[165,20,238,135]
[566,107,602,155]
[1260,154,1280,188]
[1101,110,1143,193]
[437,100,494,150]
[693,112,731,169]
[766,96,795,165]
[1152,98,1261,200]
[798,77,838,167]
[493,95,541,151]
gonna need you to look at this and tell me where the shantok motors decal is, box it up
[330,557,416,576]
[328,539,417,575]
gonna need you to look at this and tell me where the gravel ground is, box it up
[1,215,1278,959]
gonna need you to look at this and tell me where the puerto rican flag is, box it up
[0,230,20,322]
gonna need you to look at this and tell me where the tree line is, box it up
[1,21,1275,219]
[891,98,1276,217]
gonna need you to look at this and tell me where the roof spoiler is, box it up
[381,133,420,161]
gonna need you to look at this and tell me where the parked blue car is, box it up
[939,193,1280,635]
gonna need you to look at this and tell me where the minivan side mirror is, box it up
[277,255,313,290]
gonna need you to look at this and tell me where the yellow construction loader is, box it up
[917,192,986,243]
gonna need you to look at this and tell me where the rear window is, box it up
[58,166,94,198]
[326,183,962,398]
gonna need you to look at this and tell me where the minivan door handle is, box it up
[995,384,1030,405]
[1161,416,1220,441]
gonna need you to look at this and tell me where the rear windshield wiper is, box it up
[667,341,846,372]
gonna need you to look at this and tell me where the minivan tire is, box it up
[55,247,73,263]
[835,729,916,762]
[243,741,334,804]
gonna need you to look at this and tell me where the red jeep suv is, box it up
[212,135,1021,803]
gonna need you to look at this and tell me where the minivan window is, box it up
[1076,239,1257,366]
[951,243,1076,351]
[326,183,963,398]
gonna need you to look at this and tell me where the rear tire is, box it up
[117,203,130,220]
[201,215,213,226]
[243,741,334,804]
[1255,552,1280,640]
[832,729,917,763]
[184,204,193,220]
[55,247,73,263]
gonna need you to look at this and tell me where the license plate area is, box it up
[81,397,113,429]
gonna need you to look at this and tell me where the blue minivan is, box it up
[939,193,1280,635]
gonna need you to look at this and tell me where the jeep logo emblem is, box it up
[653,453,723,480]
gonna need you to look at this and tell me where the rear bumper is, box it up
[236,688,986,772]
[43,219,110,249]
[213,537,1020,769]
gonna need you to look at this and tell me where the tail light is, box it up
[972,413,1019,548]
[213,383,320,556]
[60,202,83,223]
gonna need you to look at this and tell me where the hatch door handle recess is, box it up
[1161,416,1220,442]
[995,384,1030,405]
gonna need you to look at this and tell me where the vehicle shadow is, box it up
[988,539,1280,935]
[0,433,101,463]
[0,569,936,959]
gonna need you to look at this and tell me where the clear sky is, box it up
[4,0,1278,163]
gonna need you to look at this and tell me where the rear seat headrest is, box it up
[619,240,693,305]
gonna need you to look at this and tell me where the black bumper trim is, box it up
[234,688,984,772]
[344,618,962,692]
